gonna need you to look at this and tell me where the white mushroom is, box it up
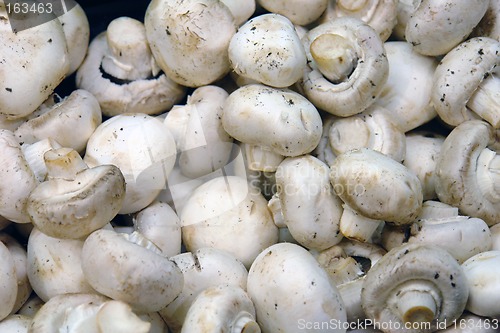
[462,251,500,318]
[375,41,438,132]
[0,130,38,223]
[181,175,278,268]
[301,17,389,117]
[84,113,177,214]
[133,200,182,257]
[491,223,500,251]
[77,17,186,116]
[0,4,69,119]
[405,0,490,56]
[240,143,285,172]
[164,85,234,178]
[222,84,323,157]
[409,216,492,264]
[160,247,248,332]
[403,132,445,200]
[362,243,469,332]
[0,314,31,333]
[26,227,95,302]
[328,105,406,162]
[14,89,102,154]
[145,0,237,87]
[247,242,347,332]
[432,37,500,128]
[257,0,328,26]
[434,120,500,226]
[81,229,184,313]
[21,138,63,183]
[182,285,260,333]
[325,0,398,41]
[219,0,256,26]
[58,2,90,75]
[269,154,344,250]
[27,148,126,239]
[330,148,423,235]
[0,241,17,321]
[228,13,307,88]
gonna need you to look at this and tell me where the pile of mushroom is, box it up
[0,0,499,332]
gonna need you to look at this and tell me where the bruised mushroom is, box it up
[362,243,469,332]
[27,148,126,239]
[14,90,102,154]
[247,242,347,332]
[182,285,260,333]
[301,17,389,117]
[145,0,237,87]
[432,37,499,128]
[434,120,500,226]
[81,229,184,313]
[405,0,490,56]
[77,17,186,116]
[228,13,307,88]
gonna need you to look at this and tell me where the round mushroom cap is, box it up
[228,13,307,88]
[81,229,184,313]
[257,0,328,25]
[222,84,322,157]
[432,37,500,128]
[405,0,490,56]
[27,164,126,239]
[84,113,177,214]
[0,241,17,321]
[181,176,279,268]
[145,0,237,87]
[330,148,423,225]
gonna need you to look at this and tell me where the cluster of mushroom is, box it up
[0,0,499,332]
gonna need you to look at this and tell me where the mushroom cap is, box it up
[301,17,389,117]
[160,247,248,332]
[222,84,322,157]
[257,0,328,25]
[0,314,31,332]
[14,89,102,154]
[84,113,177,214]
[0,5,69,119]
[462,251,500,317]
[362,243,469,333]
[181,285,259,333]
[76,32,186,117]
[247,242,347,332]
[81,229,184,313]
[0,241,17,321]
[219,0,256,26]
[27,164,126,239]
[26,227,95,302]
[228,13,307,88]
[145,0,237,87]
[330,148,423,224]
[0,130,38,223]
[273,155,344,250]
[405,0,490,56]
[434,120,500,226]
[375,41,438,132]
[181,175,279,268]
[432,37,500,127]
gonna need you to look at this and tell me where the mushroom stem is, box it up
[231,311,261,333]
[44,148,88,180]
[396,289,437,324]
[466,73,500,127]
[310,33,357,83]
[340,204,384,242]
[477,148,500,201]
